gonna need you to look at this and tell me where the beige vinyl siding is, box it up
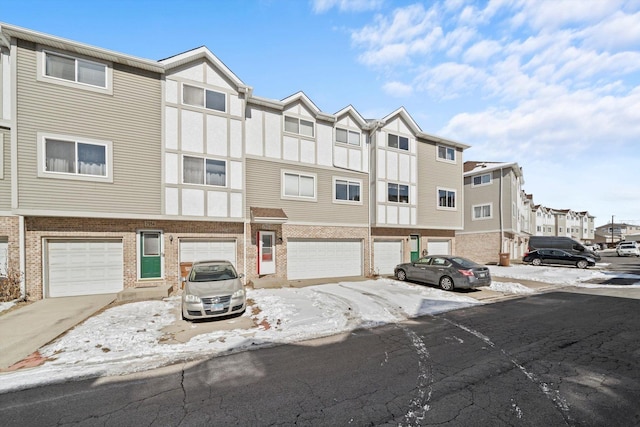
[464,171,501,232]
[245,157,369,224]
[15,40,162,215]
[416,141,464,228]
[0,128,10,210]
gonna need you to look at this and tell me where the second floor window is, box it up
[283,172,315,198]
[284,116,314,137]
[45,52,106,88]
[183,156,226,186]
[473,204,491,219]
[335,179,361,202]
[388,183,409,203]
[388,134,409,151]
[438,189,456,209]
[183,85,226,112]
[45,138,107,177]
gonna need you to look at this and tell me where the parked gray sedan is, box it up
[181,260,246,320]
[394,255,491,291]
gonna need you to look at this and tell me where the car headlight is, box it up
[232,288,245,299]
[184,294,201,303]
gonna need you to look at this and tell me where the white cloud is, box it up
[463,39,502,63]
[311,0,383,13]
[382,80,413,97]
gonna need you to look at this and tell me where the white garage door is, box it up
[0,240,7,276]
[179,240,236,266]
[47,240,123,297]
[428,240,451,255]
[287,239,362,280]
[374,240,403,275]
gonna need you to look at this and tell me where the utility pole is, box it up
[611,214,615,246]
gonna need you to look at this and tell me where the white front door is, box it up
[258,231,276,275]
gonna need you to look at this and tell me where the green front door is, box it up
[410,235,420,262]
[140,232,162,279]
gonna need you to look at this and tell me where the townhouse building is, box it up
[368,108,467,275]
[0,23,467,300]
[456,161,531,264]
[532,207,596,243]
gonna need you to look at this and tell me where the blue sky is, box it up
[2,0,639,226]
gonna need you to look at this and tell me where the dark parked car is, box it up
[523,249,595,269]
[181,260,246,320]
[394,255,491,291]
[528,236,601,261]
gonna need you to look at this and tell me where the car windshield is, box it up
[450,257,477,268]
[189,263,237,282]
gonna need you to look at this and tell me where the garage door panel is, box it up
[287,240,362,280]
[428,240,450,255]
[179,240,236,267]
[48,240,123,298]
[374,240,403,275]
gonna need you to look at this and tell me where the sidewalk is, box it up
[0,294,116,370]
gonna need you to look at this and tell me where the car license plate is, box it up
[205,303,224,312]
[478,272,487,278]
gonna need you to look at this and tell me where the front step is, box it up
[117,284,174,302]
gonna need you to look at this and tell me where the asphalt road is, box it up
[1,291,639,426]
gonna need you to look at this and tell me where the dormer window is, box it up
[336,128,360,146]
[284,116,314,137]
[183,84,226,112]
[388,133,408,151]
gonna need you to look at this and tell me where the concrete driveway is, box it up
[0,294,116,370]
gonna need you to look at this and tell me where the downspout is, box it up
[365,120,383,275]
[3,31,26,299]
[499,167,504,254]
[240,86,252,283]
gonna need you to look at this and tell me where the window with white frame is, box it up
[334,178,361,202]
[437,145,455,162]
[336,128,360,146]
[472,173,491,186]
[283,171,316,199]
[387,183,409,203]
[43,137,108,177]
[183,156,226,186]
[388,133,409,151]
[284,116,314,137]
[473,204,492,219]
[44,51,107,88]
[183,84,226,112]
[438,188,456,209]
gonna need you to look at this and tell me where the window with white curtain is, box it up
[45,52,106,88]
[44,138,107,177]
[284,116,314,137]
[183,156,226,186]
[183,84,226,112]
[283,172,315,199]
[473,204,492,219]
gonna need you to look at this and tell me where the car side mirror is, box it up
[239,273,245,279]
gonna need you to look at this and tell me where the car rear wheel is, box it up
[439,276,454,291]
[396,270,407,281]
[531,258,542,266]
[576,260,588,269]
